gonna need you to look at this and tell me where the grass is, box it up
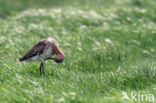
[0,0,156,102]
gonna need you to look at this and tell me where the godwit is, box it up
[19,38,64,75]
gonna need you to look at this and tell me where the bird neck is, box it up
[53,45,64,61]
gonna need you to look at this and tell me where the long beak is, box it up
[48,57,55,60]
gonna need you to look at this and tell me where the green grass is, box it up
[0,0,156,103]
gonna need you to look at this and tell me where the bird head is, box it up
[53,57,64,63]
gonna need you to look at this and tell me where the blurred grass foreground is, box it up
[0,0,156,103]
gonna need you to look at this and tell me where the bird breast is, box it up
[42,47,53,59]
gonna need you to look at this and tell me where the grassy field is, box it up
[0,0,156,103]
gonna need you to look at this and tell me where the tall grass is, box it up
[0,0,156,102]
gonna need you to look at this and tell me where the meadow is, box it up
[0,0,156,103]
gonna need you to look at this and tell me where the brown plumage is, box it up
[19,38,64,75]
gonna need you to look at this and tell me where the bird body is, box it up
[19,38,64,75]
[19,38,56,62]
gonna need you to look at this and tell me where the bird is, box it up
[19,38,64,75]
